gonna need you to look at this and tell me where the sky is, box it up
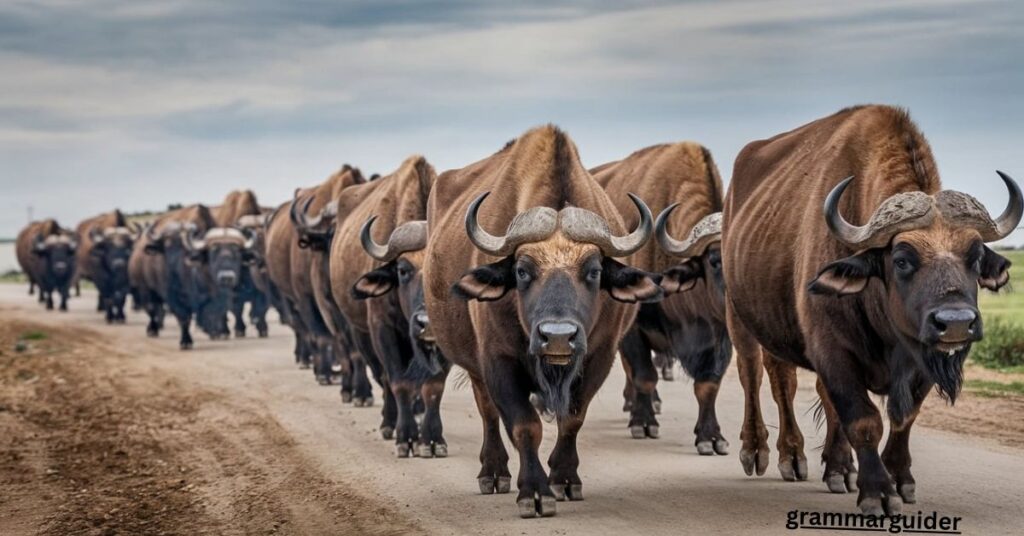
[1,0,1022,243]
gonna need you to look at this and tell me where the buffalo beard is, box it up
[923,345,968,403]
[531,354,585,418]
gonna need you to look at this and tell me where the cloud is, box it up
[0,0,1021,244]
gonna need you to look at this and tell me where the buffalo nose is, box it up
[216,271,237,287]
[538,322,579,358]
[929,308,978,342]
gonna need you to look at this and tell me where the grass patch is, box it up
[20,330,48,341]
[964,379,1024,396]
[970,317,1024,370]
[0,270,26,283]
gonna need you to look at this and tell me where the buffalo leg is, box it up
[391,379,419,457]
[58,286,69,311]
[97,293,105,312]
[232,298,246,338]
[620,357,635,412]
[28,280,35,296]
[881,379,929,504]
[817,378,858,493]
[470,376,510,495]
[250,292,270,338]
[726,302,770,476]
[145,292,162,337]
[176,313,194,350]
[619,327,659,439]
[764,353,806,480]
[417,367,449,458]
[486,357,555,518]
[818,363,902,515]
[350,353,374,406]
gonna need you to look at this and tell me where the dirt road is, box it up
[2,284,1022,535]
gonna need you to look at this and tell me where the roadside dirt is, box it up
[918,363,1024,449]
[0,316,422,536]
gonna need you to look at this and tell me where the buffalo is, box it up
[593,142,731,453]
[326,155,450,457]
[75,210,139,323]
[131,204,218,349]
[16,219,77,311]
[423,126,662,517]
[722,105,1021,514]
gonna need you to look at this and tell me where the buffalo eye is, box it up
[586,268,602,283]
[516,266,532,284]
[891,248,918,279]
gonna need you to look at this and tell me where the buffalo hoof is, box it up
[353,396,374,408]
[235,329,245,338]
[629,424,659,439]
[622,400,633,412]
[858,495,902,516]
[778,456,808,482]
[478,475,511,495]
[180,341,193,350]
[258,329,268,338]
[550,483,583,502]
[697,439,730,456]
[518,494,557,518]
[146,329,159,338]
[297,362,311,370]
[652,400,662,415]
[739,447,770,477]
[340,391,353,403]
[662,369,674,381]
[417,442,447,458]
[898,483,916,504]
[395,441,414,458]
[316,375,331,386]
[826,471,858,493]
[379,426,394,440]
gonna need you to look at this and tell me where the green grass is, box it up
[964,379,1024,396]
[0,270,26,283]
[20,330,48,341]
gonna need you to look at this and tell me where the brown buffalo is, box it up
[16,219,77,311]
[722,105,1020,515]
[324,155,450,457]
[423,126,662,517]
[75,210,139,323]
[266,165,367,389]
[129,204,218,348]
[592,142,731,453]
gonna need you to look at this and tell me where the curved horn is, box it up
[241,227,257,250]
[146,222,159,242]
[465,192,510,256]
[993,171,1023,239]
[824,176,936,249]
[33,233,46,251]
[361,217,428,262]
[656,205,722,258]
[181,227,205,253]
[823,177,861,246]
[607,193,654,256]
[360,216,390,261]
[88,226,105,243]
[289,195,316,230]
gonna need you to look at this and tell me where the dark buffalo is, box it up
[592,142,731,454]
[133,204,218,349]
[16,219,77,311]
[722,105,1021,514]
[76,210,139,323]
[326,155,450,457]
[181,226,259,335]
[423,126,662,517]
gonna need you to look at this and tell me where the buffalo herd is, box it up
[16,105,1019,518]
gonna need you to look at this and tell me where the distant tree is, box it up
[167,203,183,211]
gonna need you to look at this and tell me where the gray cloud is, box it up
[0,0,1022,246]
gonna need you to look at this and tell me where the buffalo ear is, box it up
[661,259,703,294]
[602,258,663,304]
[808,250,882,296]
[352,263,397,300]
[979,245,1011,291]
[452,256,515,302]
